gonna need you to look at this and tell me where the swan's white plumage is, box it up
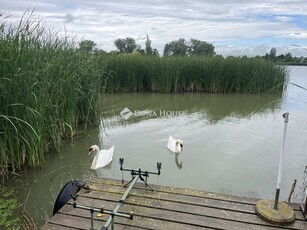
[88,145,114,170]
[167,135,183,153]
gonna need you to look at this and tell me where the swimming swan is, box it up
[167,135,183,153]
[88,145,114,170]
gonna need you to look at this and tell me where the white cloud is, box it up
[281,32,307,39]
[1,0,307,56]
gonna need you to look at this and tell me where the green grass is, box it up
[0,184,20,230]
[105,55,289,93]
[0,182,38,229]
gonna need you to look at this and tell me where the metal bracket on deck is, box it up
[72,159,162,230]
[300,190,307,219]
[120,158,162,191]
[99,158,162,229]
[72,202,132,230]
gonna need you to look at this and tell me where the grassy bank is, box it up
[0,184,20,230]
[0,182,37,229]
[0,12,106,181]
[105,54,289,93]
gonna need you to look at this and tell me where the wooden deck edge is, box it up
[88,178,302,211]
[42,177,306,230]
[61,201,304,230]
[67,194,305,229]
[78,191,305,222]
[89,178,259,203]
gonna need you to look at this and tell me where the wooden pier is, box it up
[42,178,306,230]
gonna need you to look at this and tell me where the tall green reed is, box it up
[0,12,107,181]
[104,55,289,93]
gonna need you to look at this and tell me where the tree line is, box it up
[78,37,307,65]
[259,47,307,65]
[78,35,215,57]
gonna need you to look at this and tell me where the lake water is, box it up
[14,66,307,227]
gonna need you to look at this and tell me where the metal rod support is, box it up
[102,175,139,229]
[274,188,280,210]
[121,168,160,176]
[73,203,131,218]
[90,209,96,230]
[273,112,289,210]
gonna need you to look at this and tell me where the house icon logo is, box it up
[120,107,133,120]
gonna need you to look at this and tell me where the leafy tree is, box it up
[114,39,126,53]
[264,48,277,61]
[163,38,215,57]
[144,35,159,56]
[126,38,137,53]
[284,52,292,62]
[261,49,305,64]
[163,38,189,56]
[264,53,270,60]
[145,34,153,55]
[152,48,159,56]
[78,40,97,53]
[135,45,145,55]
[114,37,137,53]
[277,54,285,60]
[269,47,276,59]
[189,39,215,56]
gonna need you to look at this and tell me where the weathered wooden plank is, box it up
[41,223,76,230]
[68,194,304,230]
[85,182,302,215]
[89,177,301,210]
[89,177,258,203]
[85,182,255,212]
[86,180,304,217]
[78,189,305,226]
[57,204,209,230]
[45,212,146,230]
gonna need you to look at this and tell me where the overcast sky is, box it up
[1,0,307,56]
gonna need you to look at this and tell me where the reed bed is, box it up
[0,12,106,181]
[105,55,289,93]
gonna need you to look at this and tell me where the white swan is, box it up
[167,135,183,153]
[88,145,114,170]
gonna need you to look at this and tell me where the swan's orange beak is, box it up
[88,148,93,155]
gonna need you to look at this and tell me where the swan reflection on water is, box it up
[175,153,183,169]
